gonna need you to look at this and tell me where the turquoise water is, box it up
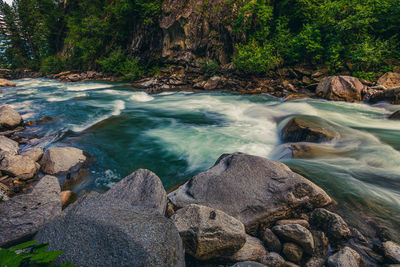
[2,78,400,239]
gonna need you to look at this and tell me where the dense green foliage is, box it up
[0,240,74,267]
[0,0,399,78]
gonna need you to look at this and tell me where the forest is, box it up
[0,0,399,80]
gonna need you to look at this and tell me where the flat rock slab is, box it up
[168,153,332,233]
[172,204,246,260]
[103,169,167,214]
[40,147,87,175]
[35,194,185,267]
[0,175,61,247]
[0,105,22,130]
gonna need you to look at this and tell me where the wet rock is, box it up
[276,219,309,228]
[388,110,400,120]
[311,230,329,256]
[368,86,400,104]
[103,169,167,215]
[232,261,267,267]
[282,243,303,263]
[36,116,56,124]
[60,190,78,209]
[260,228,281,253]
[168,153,332,234]
[35,194,185,267]
[311,208,351,240]
[20,147,43,162]
[204,76,222,90]
[260,252,285,267]
[275,142,348,159]
[226,235,267,262]
[316,76,365,102]
[280,116,340,143]
[40,147,87,175]
[0,175,61,247]
[0,105,23,130]
[0,78,15,87]
[377,72,400,89]
[327,247,361,267]
[272,224,314,254]
[172,204,246,260]
[383,241,400,263]
[0,136,19,155]
[0,154,39,179]
[61,168,89,190]
[304,257,325,267]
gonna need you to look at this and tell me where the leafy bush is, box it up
[201,60,219,76]
[40,56,67,74]
[97,50,144,81]
[0,240,74,267]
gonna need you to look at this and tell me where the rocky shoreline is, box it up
[1,104,400,266]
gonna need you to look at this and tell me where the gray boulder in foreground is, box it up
[103,169,167,215]
[35,193,185,267]
[168,153,332,233]
[0,175,61,247]
[172,204,246,260]
[40,147,87,175]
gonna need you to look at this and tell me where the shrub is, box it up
[201,60,219,76]
[97,50,144,81]
[40,56,66,74]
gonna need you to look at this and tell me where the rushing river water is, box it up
[2,78,400,240]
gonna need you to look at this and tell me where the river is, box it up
[1,78,400,240]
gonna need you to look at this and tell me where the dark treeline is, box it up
[0,0,399,80]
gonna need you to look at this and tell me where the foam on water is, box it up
[129,92,154,102]
[66,83,113,91]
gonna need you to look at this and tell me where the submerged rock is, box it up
[272,224,314,254]
[40,147,87,175]
[383,241,400,263]
[172,204,246,260]
[168,153,332,234]
[35,194,185,267]
[0,105,23,130]
[103,169,167,215]
[327,247,361,267]
[280,116,340,143]
[311,208,351,240]
[0,78,16,87]
[275,142,348,160]
[226,235,267,262]
[377,72,400,89]
[0,175,61,247]
[316,76,365,102]
[0,136,19,155]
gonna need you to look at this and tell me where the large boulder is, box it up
[103,169,167,215]
[0,78,15,87]
[35,193,185,267]
[272,224,314,254]
[316,76,365,102]
[168,153,332,234]
[327,247,361,267]
[377,72,400,89]
[0,154,39,179]
[0,105,23,130]
[383,241,400,263]
[40,147,87,175]
[0,175,61,247]
[311,208,351,240]
[172,204,246,260]
[280,116,340,143]
[0,136,19,155]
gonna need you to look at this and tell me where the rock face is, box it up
[377,72,400,89]
[272,224,314,254]
[103,169,167,215]
[0,136,19,155]
[0,78,16,87]
[172,204,246,260]
[311,208,351,240]
[383,241,400,263]
[160,0,238,65]
[327,247,361,267]
[0,105,23,130]
[316,76,365,102]
[0,175,61,247]
[0,154,39,179]
[226,235,267,262]
[280,116,340,143]
[35,194,185,267]
[40,147,87,175]
[168,153,332,233]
